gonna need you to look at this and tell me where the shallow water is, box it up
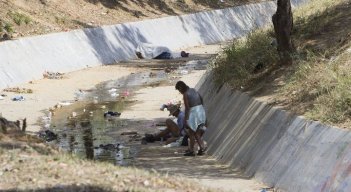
[47,59,208,166]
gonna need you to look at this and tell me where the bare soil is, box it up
[0,0,262,39]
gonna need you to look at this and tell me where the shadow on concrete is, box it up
[80,2,272,65]
[198,75,291,178]
[132,143,253,180]
[82,24,148,64]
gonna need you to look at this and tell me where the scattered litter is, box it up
[260,187,275,192]
[58,101,73,106]
[110,92,119,97]
[163,142,180,148]
[43,71,64,79]
[179,70,189,75]
[121,131,138,135]
[0,96,4,100]
[38,130,58,142]
[160,104,168,111]
[117,145,130,159]
[74,89,86,100]
[12,96,25,101]
[108,88,118,93]
[94,143,120,151]
[164,67,173,73]
[122,90,130,97]
[149,72,157,77]
[3,87,33,94]
[104,111,121,118]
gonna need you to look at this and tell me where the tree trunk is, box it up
[272,0,294,65]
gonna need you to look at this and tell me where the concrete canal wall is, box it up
[197,73,351,191]
[0,0,306,89]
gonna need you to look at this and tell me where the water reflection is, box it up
[49,71,169,165]
[46,61,208,166]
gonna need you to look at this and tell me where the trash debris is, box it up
[121,131,138,135]
[122,90,130,97]
[3,87,33,94]
[74,89,86,100]
[163,141,180,148]
[93,96,99,104]
[110,92,119,97]
[38,130,58,142]
[108,88,118,93]
[160,104,168,111]
[104,111,121,118]
[179,69,189,75]
[12,96,25,101]
[58,101,73,106]
[0,95,4,100]
[117,145,130,159]
[94,143,120,151]
[43,71,64,79]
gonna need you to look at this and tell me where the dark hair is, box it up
[175,81,188,91]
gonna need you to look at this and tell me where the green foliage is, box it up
[4,23,14,34]
[212,28,278,88]
[8,11,31,26]
[212,0,350,127]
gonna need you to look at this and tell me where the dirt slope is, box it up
[0,0,261,39]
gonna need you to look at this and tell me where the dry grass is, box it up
[0,135,213,192]
[0,0,263,38]
[212,0,351,128]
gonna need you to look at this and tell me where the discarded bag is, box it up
[104,111,121,118]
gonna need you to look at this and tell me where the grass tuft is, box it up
[212,28,278,88]
[8,11,32,26]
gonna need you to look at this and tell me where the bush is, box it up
[212,28,279,88]
[8,11,31,26]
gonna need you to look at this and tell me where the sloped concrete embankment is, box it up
[197,74,351,191]
[0,0,306,90]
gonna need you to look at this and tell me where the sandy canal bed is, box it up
[0,43,267,191]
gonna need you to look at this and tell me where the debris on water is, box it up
[122,90,130,97]
[74,89,86,100]
[104,111,121,118]
[95,143,120,151]
[71,112,77,117]
[108,88,118,93]
[110,92,119,97]
[121,131,137,135]
[39,130,58,142]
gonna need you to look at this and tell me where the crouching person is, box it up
[143,104,186,145]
